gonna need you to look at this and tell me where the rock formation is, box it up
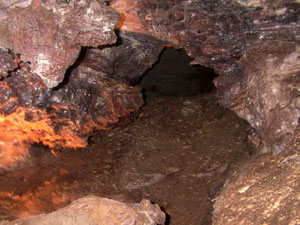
[0,0,300,224]
[1,0,299,157]
[111,0,300,154]
[0,0,119,88]
[213,137,300,224]
[0,49,143,168]
[0,196,165,225]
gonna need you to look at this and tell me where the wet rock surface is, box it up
[0,92,251,224]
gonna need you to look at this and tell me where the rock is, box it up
[0,50,143,168]
[217,41,300,154]
[81,31,164,85]
[112,0,300,153]
[0,0,119,88]
[0,49,17,78]
[0,195,165,225]
[213,137,300,224]
[0,0,298,154]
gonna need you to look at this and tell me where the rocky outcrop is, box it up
[0,0,119,88]
[81,31,165,85]
[112,0,300,153]
[0,196,165,225]
[213,135,300,224]
[0,49,143,168]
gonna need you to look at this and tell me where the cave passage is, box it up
[0,46,252,224]
[0,0,300,223]
[139,48,218,98]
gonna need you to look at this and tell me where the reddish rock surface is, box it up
[0,50,143,168]
[0,0,119,88]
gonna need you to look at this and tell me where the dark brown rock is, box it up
[0,49,18,78]
[81,31,165,85]
[0,50,143,168]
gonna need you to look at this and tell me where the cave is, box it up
[140,47,217,98]
[0,0,300,225]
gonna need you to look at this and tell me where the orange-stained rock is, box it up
[111,0,147,34]
[0,50,143,168]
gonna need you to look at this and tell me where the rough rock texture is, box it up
[0,49,18,78]
[0,195,165,225]
[112,0,251,74]
[0,0,300,222]
[0,92,250,224]
[213,134,300,224]
[218,41,300,154]
[0,0,119,88]
[112,0,300,153]
[0,0,298,155]
[81,31,165,84]
[0,50,143,168]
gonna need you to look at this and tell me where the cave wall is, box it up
[0,0,300,224]
[82,31,165,85]
[112,0,300,153]
[0,49,143,168]
[0,0,119,88]
[1,0,299,154]
[0,1,163,167]
[218,41,300,154]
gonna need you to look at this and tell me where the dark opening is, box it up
[139,48,218,99]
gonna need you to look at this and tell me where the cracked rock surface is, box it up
[0,0,119,88]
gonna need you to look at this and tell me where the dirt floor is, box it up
[0,90,252,224]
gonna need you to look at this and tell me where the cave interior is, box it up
[1,0,300,224]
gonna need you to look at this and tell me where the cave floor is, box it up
[0,91,251,224]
